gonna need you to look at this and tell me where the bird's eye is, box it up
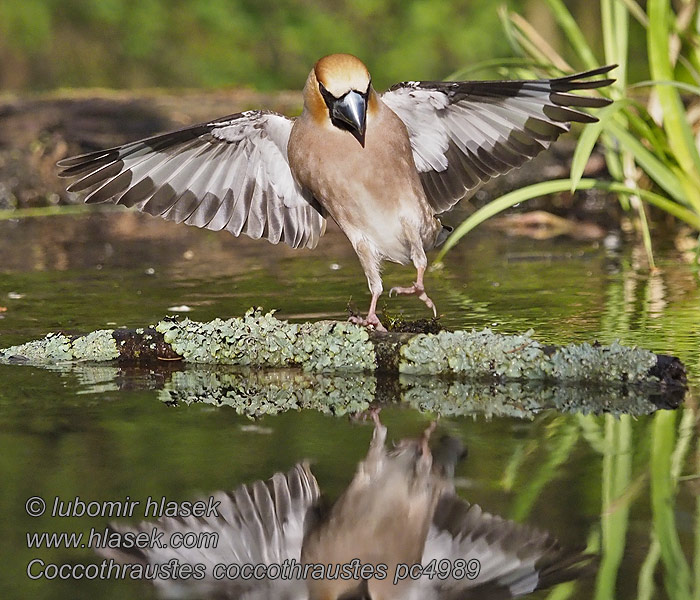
[318,82,336,110]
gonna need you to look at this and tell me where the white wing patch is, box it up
[381,67,614,213]
[58,111,326,249]
[382,87,450,173]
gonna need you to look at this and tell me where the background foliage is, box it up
[0,0,623,91]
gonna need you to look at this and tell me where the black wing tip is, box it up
[387,65,618,90]
[556,64,617,87]
[577,64,618,77]
[57,153,104,170]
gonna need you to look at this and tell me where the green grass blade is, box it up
[607,182,700,226]
[623,104,673,160]
[571,101,630,191]
[631,191,656,269]
[638,538,662,600]
[508,12,572,70]
[615,0,649,28]
[648,0,700,189]
[437,181,576,258]
[545,0,600,69]
[436,178,700,260]
[629,79,700,95]
[602,136,625,183]
[601,0,629,93]
[606,119,692,206]
[498,4,519,54]
[650,410,692,599]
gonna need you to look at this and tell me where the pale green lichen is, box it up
[70,365,121,395]
[158,367,662,418]
[550,340,657,382]
[399,329,551,377]
[159,368,374,417]
[155,308,375,372]
[0,312,663,387]
[0,330,118,365]
[3,358,667,417]
[399,328,658,383]
[400,375,661,417]
[70,330,121,362]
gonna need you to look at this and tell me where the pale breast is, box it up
[288,102,439,263]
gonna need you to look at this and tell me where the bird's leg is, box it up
[349,291,386,330]
[408,421,437,478]
[389,265,437,317]
[367,408,387,456]
[348,240,387,331]
[389,232,437,316]
[354,408,387,479]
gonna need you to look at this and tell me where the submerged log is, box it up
[0,309,686,392]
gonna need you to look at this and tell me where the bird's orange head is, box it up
[303,54,376,147]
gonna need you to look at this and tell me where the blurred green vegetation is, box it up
[0,0,620,92]
[439,0,700,267]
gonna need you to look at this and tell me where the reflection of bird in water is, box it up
[59,54,613,329]
[99,414,592,599]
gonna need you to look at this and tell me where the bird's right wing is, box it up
[381,67,614,213]
[58,110,326,249]
[410,494,592,599]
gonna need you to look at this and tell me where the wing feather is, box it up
[382,66,615,213]
[58,111,326,249]
[410,494,592,599]
[97,463,319,598]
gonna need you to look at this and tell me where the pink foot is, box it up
[349,312,387,331]
[389,283,437,317]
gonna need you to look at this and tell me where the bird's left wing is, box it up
[407,494,592,599]
[97,463,319,599]
[58,110,326,249]
[381,66,614,213]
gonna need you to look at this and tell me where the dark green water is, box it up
[1,211,698,600]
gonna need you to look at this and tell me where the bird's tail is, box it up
[435,224,453,247]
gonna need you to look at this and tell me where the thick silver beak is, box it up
[332,91,367,147]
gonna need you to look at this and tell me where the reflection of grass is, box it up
[649,409,693,599]
[505,406,697,599]
[595,416,632,600]
[501,245,698,597]
[504,417,580,522]
[695,441,700,600]
[465,243,699,597]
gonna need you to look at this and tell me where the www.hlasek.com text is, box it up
[27,558,482,585]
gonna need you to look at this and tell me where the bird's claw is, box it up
[389,283,438,317]
[349,313,387,332]
[349,405,382,424]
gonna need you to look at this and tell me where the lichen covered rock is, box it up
[0,329,118,364]
[0,309,678,391]
[155,308,375,372]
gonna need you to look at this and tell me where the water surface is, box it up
[1,211,698,599]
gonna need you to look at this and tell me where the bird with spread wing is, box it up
[99,414,593,599]
[58,54,613,330]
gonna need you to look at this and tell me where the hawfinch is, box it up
[58,54,613,329]
[99,415,590,599]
